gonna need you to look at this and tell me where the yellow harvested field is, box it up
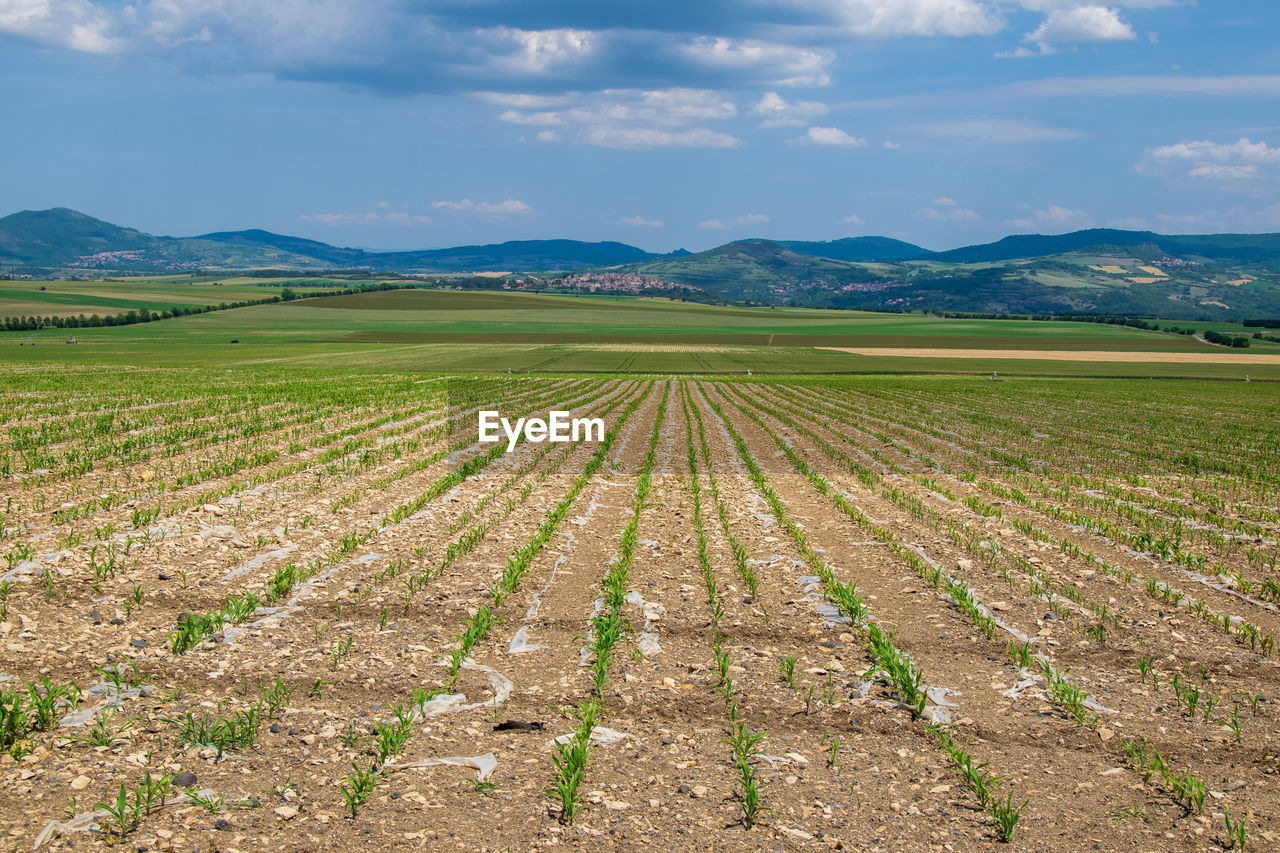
[1138,266,1167,276]
[1199,300,1231,309]
[1126,277,1166,284]
[1097,265,1128,274]
[1227,277,1254,286]
[817,346,1280,364]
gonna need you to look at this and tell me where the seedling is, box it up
[71,706,137,747]
[464,778,500,796]
[171,707,260,757]
[340,759,379,819]
[259,678,294,718]
[822,734,840,768]
[721,721,770,828]
[778,655,796,688]
[330,634,355,671]
[991,789,1026,843]
[1221,704,1244,742]
[548,702,598,824]
[1007,640,1033,670]
[1223,806,1248,851]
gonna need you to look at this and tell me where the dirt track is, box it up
[817,346,1280,363]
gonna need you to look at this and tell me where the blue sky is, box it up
[1,1,1277,252]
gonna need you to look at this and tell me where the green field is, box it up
[3,287,1279,378]
[0,275,370,319]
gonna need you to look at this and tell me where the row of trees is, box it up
[1203,329,1252,348]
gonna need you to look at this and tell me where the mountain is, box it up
[925,228,1280,264]
[195,229,364,266]
[771,236,927,262]
[0,207,164,266]
[598,234,1280,321]
[614,239,883,302]
[0,209,664,273]
[197,231,658,271]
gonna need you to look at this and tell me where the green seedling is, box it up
[778,655,796,688]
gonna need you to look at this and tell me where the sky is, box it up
[1,1,1278,253]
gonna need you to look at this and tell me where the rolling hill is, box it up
[0,209,666,273]
[923,228,1280,265]
[4,208,1280,320]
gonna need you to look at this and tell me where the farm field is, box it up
[0,276,355,320]
[6,289,1279,379]
[1,366,1278,851]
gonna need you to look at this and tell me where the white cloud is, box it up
[581,126,742,149]
[682,37,832,87]
[496,87,742,150]
[0,0,122,53]
[698,219,729,229]
[475,92,575,109]
[807,0,1005,37]
[383,212,432,226]
[797,126,868,147]
[1025,5,1135,43]
[737,213,771,225]
[303,210,429,226]
[487,27,595,73]
[883,140,902,149]
[920,197,980,220]
[622,216,664,227]
[916,117,1084,143]
[841,213,865,225]
[431,198,533,215]
[1138,137,1280,182]
[751,92,829,128]
[1006,204,1092,230]
[497,110,564,126]
[535,129,561,142]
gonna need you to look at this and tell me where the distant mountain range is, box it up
[3,207,1279,320]
[0,208,673,273]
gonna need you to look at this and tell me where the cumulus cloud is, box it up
[796,126,868,147]
[0,0,1188,98]
[1006,204,1092,230]
[535,129,561,142]
[920,197,980,220]
[737,213,770,225]
[1138,137,1280,182]
[431,198,533,215]
[750,92,829,128]
[487,26,595,73]
[622,215,664,227]
[698,219,729,229]
[1025,5,1136,43]
[841,213,865,225]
